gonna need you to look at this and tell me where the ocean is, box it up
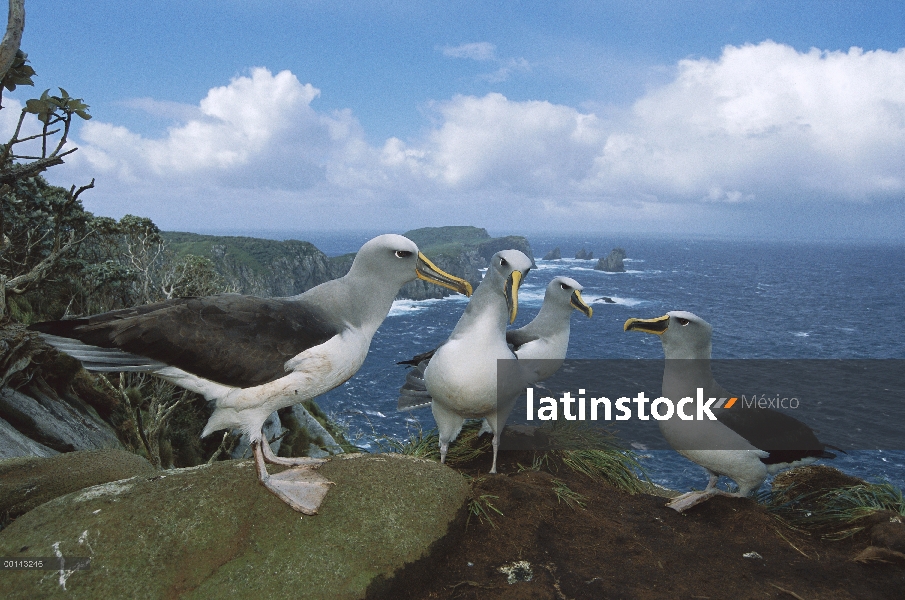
[254,232,905,493]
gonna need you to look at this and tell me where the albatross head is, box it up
[484,249,534,324]
[624,310,712,359]
[349,234,472,296]
[547,276,593,318]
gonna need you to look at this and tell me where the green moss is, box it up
[0,455,469,599]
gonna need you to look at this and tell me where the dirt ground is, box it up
[379,440,905,600]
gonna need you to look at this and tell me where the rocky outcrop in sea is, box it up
[542,247,561,260]
[595,248,627,272]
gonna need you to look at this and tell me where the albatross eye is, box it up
[499,257,508,267]
[395,250,413,258]
[560,283,571,290]
[677,317,690,326]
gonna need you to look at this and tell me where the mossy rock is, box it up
[0,453,470,599]
[0,449,156,528]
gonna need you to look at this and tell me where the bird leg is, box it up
[439,441,449,464]
[665,489,720,512]
[252,440,333,515]
[489,433,500,474]
[259,435,327,468]
[666,472,749,513]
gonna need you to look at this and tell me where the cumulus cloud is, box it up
[75,68,331,180]
[596,42,905,202]
[18,42,905,235]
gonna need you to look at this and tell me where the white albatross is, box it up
[624,310,836,512]
[419,249,535,474]
[397,275,593,411]
[29,234,472,514]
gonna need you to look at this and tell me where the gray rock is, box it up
[0,416,57,460]
[0,449,155,526]
[229,410,282,459]
[575,248,592,260]
[306,444,330,459]
[0,386,121,454]
[0,454,470,599]
[542,247,561,260]
[595,248,627,272]
[287,404,344,455]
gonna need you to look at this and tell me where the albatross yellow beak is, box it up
[624,314,670,335]
[416,253,473,296]
[571,290,593,318]
[505,270,523,324]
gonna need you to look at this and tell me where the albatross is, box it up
[418,249,535,474]
[504,276,593,381]
[28,234,472,514]
[624,310,836,512]
[397,276,593,411]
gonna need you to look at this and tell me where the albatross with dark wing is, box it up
[29,234,472,514]
[624,310,836,512]
[421,249,535,474]
[397,275,593,410]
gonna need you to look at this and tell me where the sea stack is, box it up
[542,247,561,260]
[595,248,626,272]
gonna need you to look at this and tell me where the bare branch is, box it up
[0,0,25,83]
[0,150,75,185]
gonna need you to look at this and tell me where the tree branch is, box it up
[0,0,25,83]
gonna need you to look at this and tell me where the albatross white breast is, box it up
[29,234,472,514]
[397,275,593,411]
[414,249,535,474]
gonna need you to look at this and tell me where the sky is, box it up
[4,1,904,240]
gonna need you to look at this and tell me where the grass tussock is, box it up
[467,494,503,529]
[551,479,587,510]
[543,421,650,495]
[763,481,905,539]
[383,419,650,495]
[375,420,491,465]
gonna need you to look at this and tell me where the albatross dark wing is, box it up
[716,406,834,465]
[29,295,341,388]
[505,329,540,352]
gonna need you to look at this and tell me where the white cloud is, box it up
[602,42,905,202]
[441,42,497,61]
[15,42,904,235]
[441,42,531,83]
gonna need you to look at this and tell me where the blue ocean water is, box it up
[273,233,905,492]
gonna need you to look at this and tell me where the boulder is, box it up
[0,416,57,460]
[0,449,155,527]
[0,453,470,599]
[0,386,122,454]
[575,248,591,260]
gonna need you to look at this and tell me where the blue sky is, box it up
[5,1,905,239]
